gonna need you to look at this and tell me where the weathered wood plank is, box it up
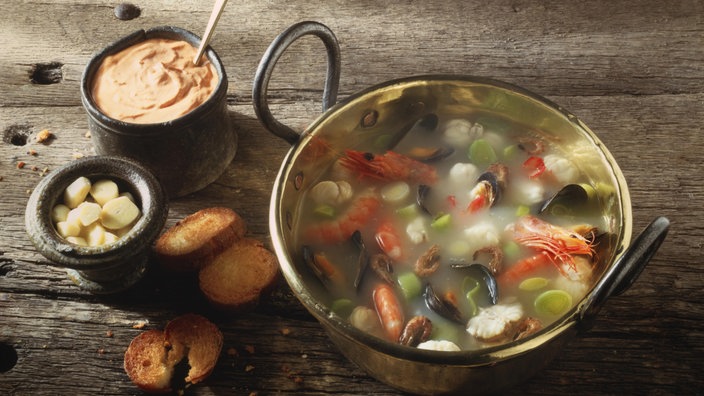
[1,0,702,394]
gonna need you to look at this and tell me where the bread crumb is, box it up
[72,152,84,159]
[106,330,114,338]
[226,347,238,357]
[31,165,39,171]
[0,176,4,181]
[248,392,258,396]
[301,354,307,359]
[244,344,255,354]
[245,364,255,372]
[280,328,291,336]
[132,321,146,329]
[97,348,106,354]
[28,149,38,156]
[85,131,91,138]
[36,129,52,143]
[17,161,25,169]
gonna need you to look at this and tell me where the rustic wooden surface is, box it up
[1,0,702,394]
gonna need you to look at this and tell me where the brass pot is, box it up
[254,21,669,395]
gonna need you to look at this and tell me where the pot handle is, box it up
[252,21,342,144]
[577,216,670,332]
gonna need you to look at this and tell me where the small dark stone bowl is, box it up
[80,26,237,198]
[25,156,168,294]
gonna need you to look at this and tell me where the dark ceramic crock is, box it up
[25,156,168,294]
[253,21,670,395]
[80,26,237,198]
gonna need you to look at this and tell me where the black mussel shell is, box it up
[418,113,439,130]
[417,184,433,215]
[476,171,500,206]
[302,245,326,283]
[450,262,499,305]
[350,230,370,289]
[538,184,591,215]
[423,283,464,324]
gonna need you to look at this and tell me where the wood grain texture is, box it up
[1,0,702,394]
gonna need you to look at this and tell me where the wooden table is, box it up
[1,1,702,394]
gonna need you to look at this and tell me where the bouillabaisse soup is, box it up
[288,80,621,352]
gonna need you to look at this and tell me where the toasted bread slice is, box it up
[123,329,175,394]
[164,313,223,384]
[198,238,279,312]
[123,314,223,393]
[154,207,247,272]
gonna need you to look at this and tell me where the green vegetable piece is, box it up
[519,277,549,291]
[330,298,355,318]
[397,272,422,300]
[396,203,418,219]
[515,204,530,217]
[462,276,481,317]
[381,181,410,203]
[503,144,520,160]
[468,139,497,167]
[314,204,336,218]
[502,241,521,261]
[535,289,573,316]
[430,213,452,230]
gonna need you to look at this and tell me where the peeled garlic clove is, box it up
[100,196,140,230]
[119,191,135,202]
[51,204,70,223]
[56,221,81,238]
[103,231,120,245]
[76,201,102,226]
[83,222,107,246]
[90,179,119,206]
[63,177,91,209]
[66,236,88,246]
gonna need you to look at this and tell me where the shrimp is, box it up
[373,283,405,342]
[497,252,552,285]
[375,219,404,260]
[305,190,380,243]
[508,215,595,274]
[339,149,438,185]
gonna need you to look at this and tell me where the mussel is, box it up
[423,283,464,324]
[350,230,370,289]
[469,164,509,212]
[538,183,594,216]
[406,146,455,163]
[302,245,345,287]
[385,113,439,150]
[450,262,499,305]
[417,184,433,215]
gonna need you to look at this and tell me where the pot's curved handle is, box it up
[578,216,670,332]
[252,21,342,144]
